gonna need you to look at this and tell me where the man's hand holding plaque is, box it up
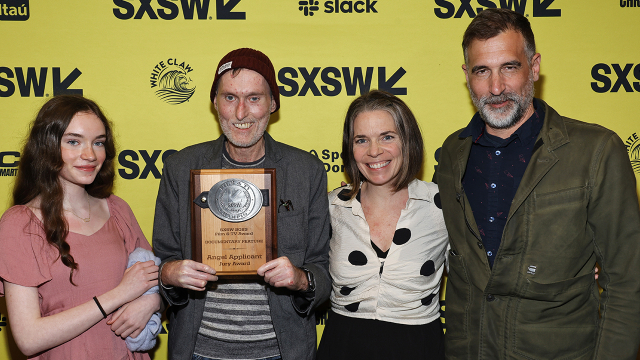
[160,260,218,291]
[258,256,310,291]
[160,256,309,292]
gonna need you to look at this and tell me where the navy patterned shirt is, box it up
[461,99,544,267]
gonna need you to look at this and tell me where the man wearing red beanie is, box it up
[153,48,331,360]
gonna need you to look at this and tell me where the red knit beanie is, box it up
[210,48,280,113]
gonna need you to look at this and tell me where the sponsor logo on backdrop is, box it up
[299,1,319,16]
[118,149,177,180]
[0,151,19,177]
[278,66,406,96]
[434,0,561,19]
[150,59,196,104]
[310,149,344,173]
[591,63,640,93]
[620,0,640,7]
[0,67,82,97]
[0,0,29,21]
[625,133,640,175]
[113,0,245,20]
[299,0,378,16]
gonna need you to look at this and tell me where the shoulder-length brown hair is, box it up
[13,95,116,284]
[342,90,423,199]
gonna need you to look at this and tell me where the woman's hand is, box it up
[115,260,158,303]
[2,262,158,356]
[107,293,162,339]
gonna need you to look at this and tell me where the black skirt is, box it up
[317,310,445,360]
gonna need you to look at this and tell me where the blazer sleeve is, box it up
[291,160,332,314]
[152,157,189,306]
[589,132,640,359]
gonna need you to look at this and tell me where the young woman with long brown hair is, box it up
[0,95,160,359]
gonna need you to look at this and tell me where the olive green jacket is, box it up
[435,99,640,360]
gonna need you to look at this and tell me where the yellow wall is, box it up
[1,1,639,358]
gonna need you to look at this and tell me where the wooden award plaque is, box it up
[191,169,277,277]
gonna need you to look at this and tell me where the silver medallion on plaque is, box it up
[209,178,263,222]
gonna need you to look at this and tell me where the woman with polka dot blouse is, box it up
[317,90,448,359]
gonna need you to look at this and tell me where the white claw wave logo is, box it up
[150,59,196,105]
[626,133,640,175]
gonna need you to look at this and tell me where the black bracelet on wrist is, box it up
[93,296,107,318]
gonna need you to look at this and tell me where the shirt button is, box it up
[489,216,495,222]
[491,183,497,189]
[486,294,496,302]
[495,150,501,156]
[487,251,493,257]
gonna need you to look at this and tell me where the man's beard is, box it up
[469,72,535,130]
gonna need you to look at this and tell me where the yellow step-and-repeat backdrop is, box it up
[1,1,639,359]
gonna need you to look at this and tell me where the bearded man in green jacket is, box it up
[435,8,640,360]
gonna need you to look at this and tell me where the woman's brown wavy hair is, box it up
[13,95,116,284]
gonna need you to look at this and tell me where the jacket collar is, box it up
[263,132,284,164]
[464,100,544,151]
[454,98,569,168]
[535,98,570,152]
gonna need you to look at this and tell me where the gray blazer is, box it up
[152,132,331,360]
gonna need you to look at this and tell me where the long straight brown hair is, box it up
[13,95,116,284]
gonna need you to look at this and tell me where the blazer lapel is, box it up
[507,100,569,222]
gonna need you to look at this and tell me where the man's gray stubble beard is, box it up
[468,72,535,130]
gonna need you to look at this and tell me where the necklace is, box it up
[65,192,91,222]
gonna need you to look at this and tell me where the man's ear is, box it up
[213,94,218,111]
[270,97,276,113]
[462,64,470,84]
[531,53,541,82]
